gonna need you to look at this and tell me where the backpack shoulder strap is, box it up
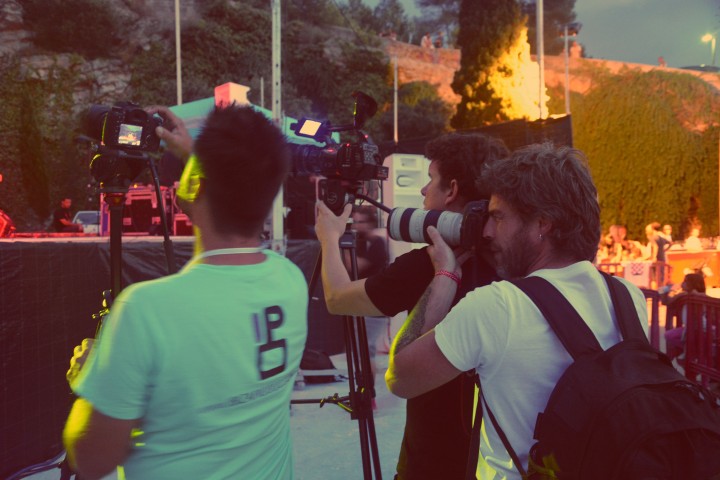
[599,271,647,343]
[510,276,601,360]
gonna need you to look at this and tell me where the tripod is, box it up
[57,154,177,480]
[103,154,177,301]
[293,222,383,480]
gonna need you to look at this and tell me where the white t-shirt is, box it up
[73,250,308,479]
[435,261,647,479]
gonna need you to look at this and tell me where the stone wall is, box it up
[380,35,720,107]
[2,0,717,113]
[0,0,203,108]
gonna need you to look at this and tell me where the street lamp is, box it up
[563,22,582,115]
[702,33,716,66]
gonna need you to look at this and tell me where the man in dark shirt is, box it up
[315,132,509,479]
[53,198,83,232]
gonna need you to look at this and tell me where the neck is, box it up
[524,240,578,276]
[193,229,265,266]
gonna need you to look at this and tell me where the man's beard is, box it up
[492,226,536,280]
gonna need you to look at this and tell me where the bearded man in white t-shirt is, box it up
[385,143,647,480]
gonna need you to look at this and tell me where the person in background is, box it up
[685,226,703,252]
[63,104,308,479]
[663,272,707,361]
[661,224,673,244]
[53,198,83,233]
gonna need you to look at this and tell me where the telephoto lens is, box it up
[387,207,462,246]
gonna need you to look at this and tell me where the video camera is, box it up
[386,200,490,250]
[83,101,163,187]
[289,91,388,214]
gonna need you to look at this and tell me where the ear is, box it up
[537,216,552,236]
[444,178,460,206]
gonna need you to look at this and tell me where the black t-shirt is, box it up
[52,207,72,232]
[365,246,497,480]
[356,235,388,279]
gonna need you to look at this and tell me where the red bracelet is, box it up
[435,270,461,286]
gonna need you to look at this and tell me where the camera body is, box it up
[84,102,163,186]
[103,104,162,152]
[290,142,388,182]
[288,92,387,214]
[88,102,163,153]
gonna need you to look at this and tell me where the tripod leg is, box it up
[345,312,386,479]
[355,316,383,479]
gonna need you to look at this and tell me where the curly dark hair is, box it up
[194,104,290,236]
[425,132,509,202]
[481,143,601,262]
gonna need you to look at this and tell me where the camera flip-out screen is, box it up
[296,119,322,138]
[118,123,143,146]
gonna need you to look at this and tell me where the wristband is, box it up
[435,270,461,286]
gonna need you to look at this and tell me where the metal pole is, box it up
[260,76,265,109]
[536,0,545,119]
[174,0,182,105]
[393,55,398,145]
[271,0,284,254]
[564,25,570,115]
[713,37,717,66]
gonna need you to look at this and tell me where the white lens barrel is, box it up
[387,207,462,247]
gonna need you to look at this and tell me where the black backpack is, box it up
[482,272,720,480]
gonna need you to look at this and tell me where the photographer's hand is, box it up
[315,201,352,245]
[66,338,94,386]
[145,105,193,162]
[426,226,472,277]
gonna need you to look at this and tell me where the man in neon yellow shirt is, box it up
[63,104,308,479]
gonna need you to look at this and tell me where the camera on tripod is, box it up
[288,91,388,214]
[83,101,164,186]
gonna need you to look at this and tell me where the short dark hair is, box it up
[683,273,706,293]
[194,104,290,236]
[482,143,600,262]
[424,132,509,202]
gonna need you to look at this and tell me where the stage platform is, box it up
[0,235,343,478]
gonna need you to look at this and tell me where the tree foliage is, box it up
[373,0,411,38]
[376,81,453,140]
[451,0,528,127]
[20,0,124,59]
[413,0,460,46]
[520,0,577,55]
[338,0,376,31]
[0,55,104,229]
[573,67,720,240]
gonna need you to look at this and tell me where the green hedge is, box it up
[572,66,720,241]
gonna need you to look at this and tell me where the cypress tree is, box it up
[451,0,526,128]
